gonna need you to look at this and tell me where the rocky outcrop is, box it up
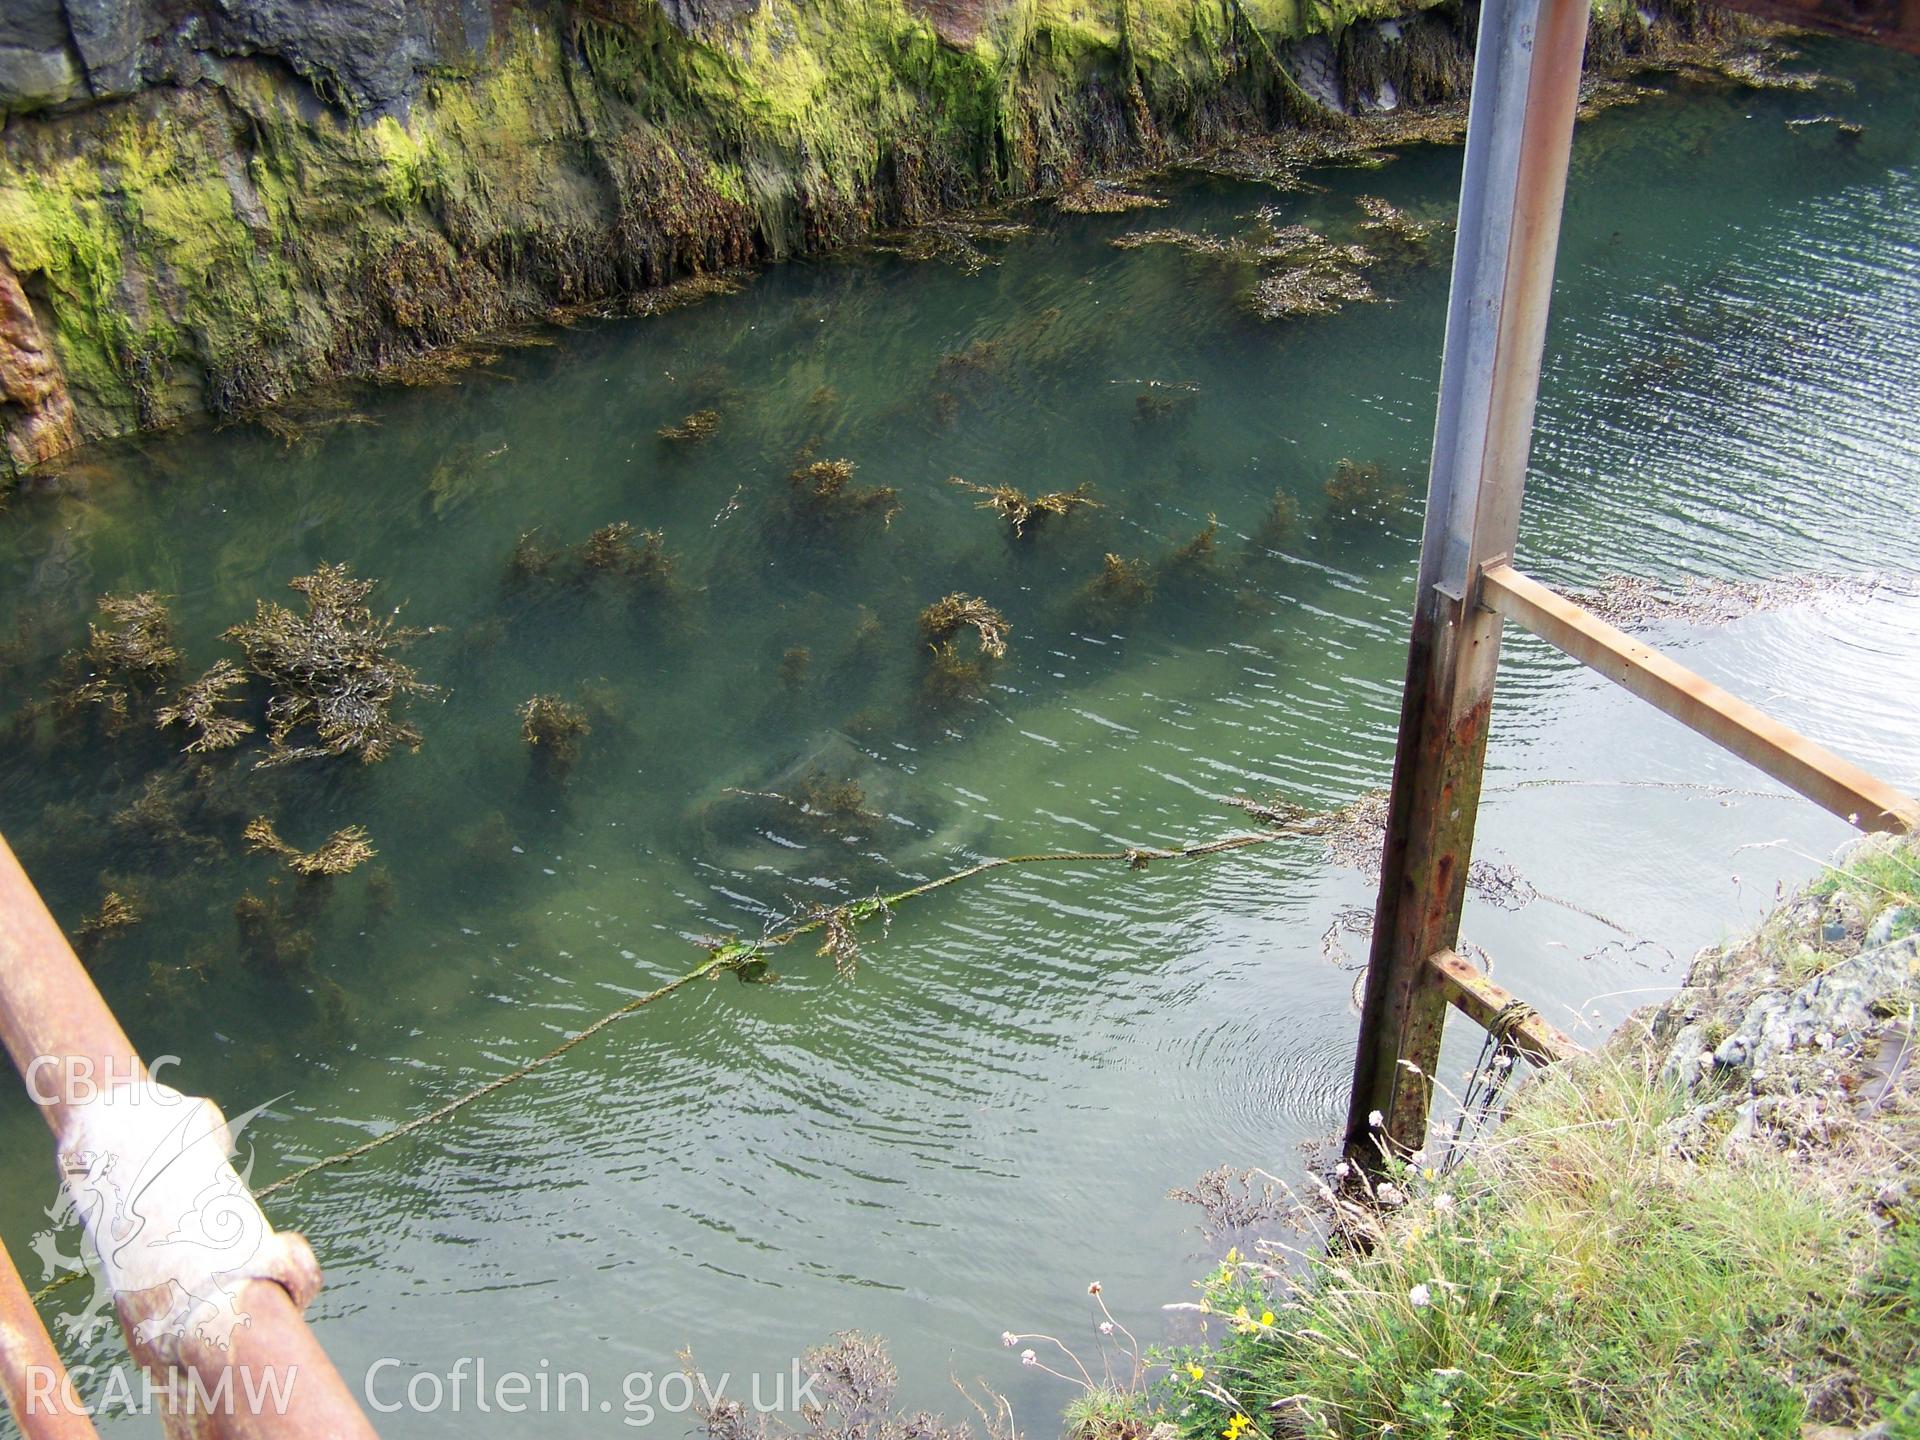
[0,0,1727,473]
[0,252,78,468]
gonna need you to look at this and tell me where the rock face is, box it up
[0,0,1713,471]
[0,253,78,468]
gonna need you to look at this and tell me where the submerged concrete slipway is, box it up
[2,28,1919,1437]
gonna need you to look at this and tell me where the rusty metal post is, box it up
[0,1234,98,1440]
[1344,0,1592,1169]
[0,833,379,1440]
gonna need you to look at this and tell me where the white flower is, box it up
[1409,1149,1426,1167]
[1432,1193,1456,1214]
[1368,1109,1384,1129]
[1021,1350,1037,1367]
[1377,1182,1406,1206]
[1099,1321,1115,1336]
[1408,1284,1432,1308]
[1001,1332,1018,1348]
[1333,1161,1351,1179]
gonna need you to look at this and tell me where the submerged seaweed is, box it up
[789,459,900,525]
[155,659,255,754]
[224,563,438,766]
[51,592,181,730]
[1078,552,1157,622]
[1322,457,1408,525]
[658,409,721,444]
[519,694,592,770]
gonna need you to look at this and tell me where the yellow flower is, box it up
[1186,1364,1206,1382]
[1233,1305,1252,1324]
[1224,1247,1240,1265]
[1259,1311,1276,1328]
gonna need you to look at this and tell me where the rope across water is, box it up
[29,829,1289,1307]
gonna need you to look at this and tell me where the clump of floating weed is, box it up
[243,816,378,877]
[507,528,563,583]
[1109,227,1237,256]
[1255,490,1302,550]
[1057,179,1167,214]
[1355,194,1439,263]
[225,563,438,766]
[919,593,1009,659]
[949,477,1099,539]
[808,384,841,412]
[1078,553,1156,623]
[658,409,720,444]
[789,459,899,526]
[1322,457,1409,526]
[518,694,592,772]
[75,890,139,957]
[51,592,181,730]
[1248,220,1379,321]
[779,647,812,689]
[156,659,255,753]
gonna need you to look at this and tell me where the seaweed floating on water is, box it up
[156,659,255,753]
[518,694,592,771]
[243,816,378,876]
[947,477,1099,539]
[1056,180,1168,214]
[870,218,1030,274]
[225,563,438,767]
[789,459,900,526]
[1354,194,1441,263]
[1108,227,1238,257]
[1248,221,1379,321]
[51,592,180,730]
[1322,457,1408,526]
[110,768,231,865]
[658,409,720,444]
[919,593,1009,659]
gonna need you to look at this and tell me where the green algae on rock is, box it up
[0,0,1746,470]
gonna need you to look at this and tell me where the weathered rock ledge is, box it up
[0,0,1742,472]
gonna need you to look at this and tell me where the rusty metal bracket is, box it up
[1427,948,1585,1066]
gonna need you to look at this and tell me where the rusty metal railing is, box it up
[1344,0,1920,1171]
[0,833,377,1439]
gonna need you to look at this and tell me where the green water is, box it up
[4,41,1920,1435]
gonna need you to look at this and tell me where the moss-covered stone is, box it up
[0,0,1733,470]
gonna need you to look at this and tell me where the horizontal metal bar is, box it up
[1481,563,1920,834]
[1427,948,1584,1066]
